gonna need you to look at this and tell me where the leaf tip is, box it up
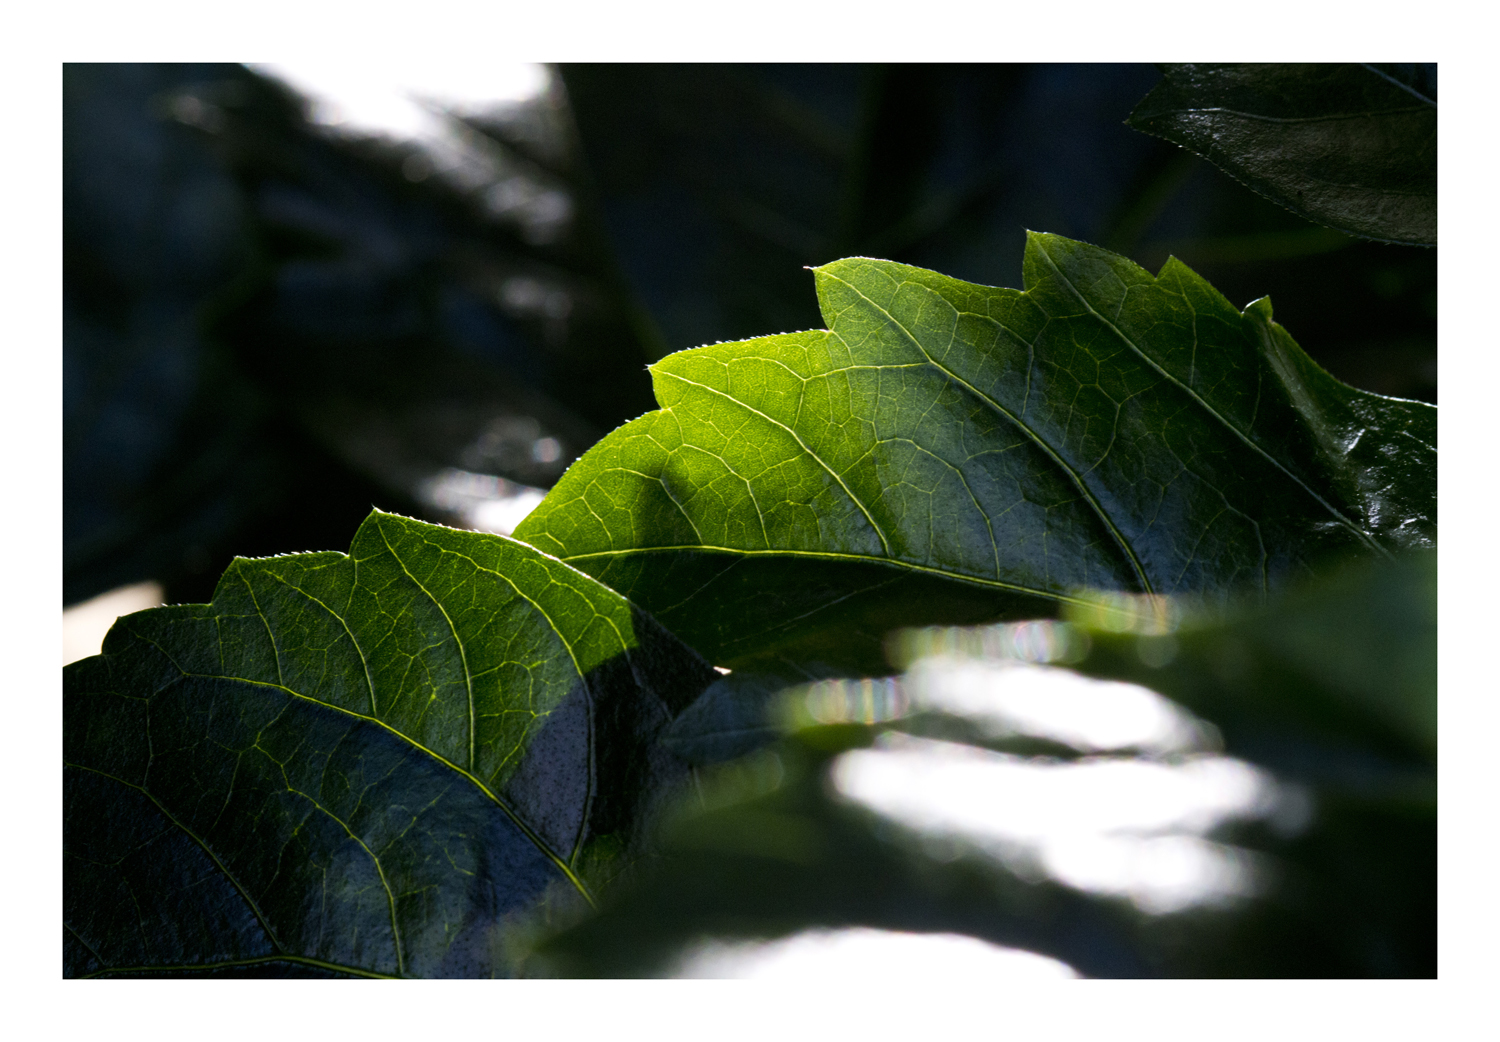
[1244,296,1275,323]
[1024,229,1073,252]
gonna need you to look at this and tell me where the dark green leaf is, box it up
[1127,64,1436,246]
[64,509,715,978]
[516,234,1436,670]
[659,661,841,767]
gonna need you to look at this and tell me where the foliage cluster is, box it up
[64,63,1436,978]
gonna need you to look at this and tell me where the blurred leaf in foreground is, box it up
[529,551,1434,978]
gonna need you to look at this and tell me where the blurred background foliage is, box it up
[64,62,1436,611]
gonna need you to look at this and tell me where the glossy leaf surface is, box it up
[516,234,1436,669]
[1127,64,1436,246]
[64,510,715,978]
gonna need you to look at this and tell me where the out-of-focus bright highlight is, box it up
[670,927,1079,979]
[1064,590,1184,634]
[783,635,1310,915]
[906,658,1217,754]
[63,581,164,665]
[833,733,1308,914]
[797,676,909,726]
[248,62,548,139]
[889,617,1090,668]
[416,467,547,535]
[787,657,1215,756]
[248,63,570,241]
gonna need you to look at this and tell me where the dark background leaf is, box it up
[1127,64,1437,246]
[562,63,1437,397]
[64,63,654,608]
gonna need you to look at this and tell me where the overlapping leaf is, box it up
[1127,64,1437,246]
[63,510,715,978]
[516,233,1436,670]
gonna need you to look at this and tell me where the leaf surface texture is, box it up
[63,510,714,978]
[1127,64,1436,245]
[516,234,1435,668]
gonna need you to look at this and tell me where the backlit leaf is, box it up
[516,234,1435,670]
[64,509,715,978]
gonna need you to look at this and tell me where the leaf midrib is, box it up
[563,544,1102,609]
[125,623,597,908]
[76,954,401,979]
[1029,238,1389,558]
[1142,104,1431,126]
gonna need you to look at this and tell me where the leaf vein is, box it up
[64,760,287,957]
[1032,237,1389,559]
[658,368,894,556]
[820,269,1154,595]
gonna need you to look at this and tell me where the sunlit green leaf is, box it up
[64,509,715,978]
[516,233,1435,670]
[1127,64,1436,246]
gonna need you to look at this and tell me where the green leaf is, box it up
[64,509,715,978]
[515,234,1436,670]
[1126,64,1436,246]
